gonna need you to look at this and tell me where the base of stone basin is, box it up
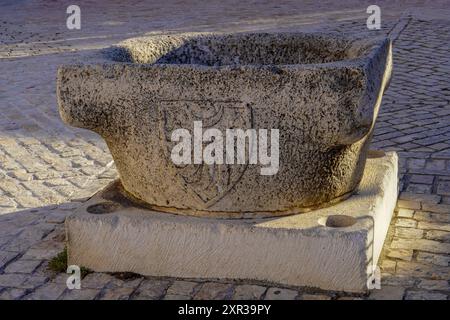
[66,151,398,293]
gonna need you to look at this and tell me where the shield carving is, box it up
[158,100,253,207]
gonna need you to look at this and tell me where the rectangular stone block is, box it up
[66,152,398,293]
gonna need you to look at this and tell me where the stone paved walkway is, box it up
[0,1,449,300]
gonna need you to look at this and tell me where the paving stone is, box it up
[164,294,192,300]
[386,249,414,261]
[165,280,198,297]
[394,227,423,239]
[399,193,441,205]
[0,251,19,269]
[4,259,42,274]
[417,279,450,291]
[368,286,405,300]
[42,225,65,241]
[416,252,450,267]
[7,170,33,181]
[22,239,64,260]
[432,150,450,159]
[232,285,267,300]
[59,288,100,300]
[418,221,450,232]
[80,273,115,289]
[24,282,66,300]
[407,158,426,170]
[381,275,416,287]
[404,290,447,300]
[395,219,417,228]
[380,260,397,273]
[0,274,29,288]
[436,181,450,196]
[33,260,53,276]
[425,159,446,171]
[193,282,234,300]
[13,195,43,208]
[396,261,449,279]
[48,273,67,286]
[4,225,55,253]
[396,208,415,218]
[109,277,143,289]
[409,175,434,184]
[337,296,363,300]
[420,203,450,214]
[0,288,28,300]
[391,238,450,254]
[131,279,171,300]
[397,199,421,210]
[0,236,13,249]
[0,195,16,209]
[264,287,298,300]
[424,230,450,242]
[99,286,134,300]
[300,294,332,300]
[406,184,431,194]
[414,211,450,223]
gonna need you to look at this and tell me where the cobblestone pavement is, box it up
[1,1,450,300]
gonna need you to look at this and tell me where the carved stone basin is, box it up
[57,32,392,218]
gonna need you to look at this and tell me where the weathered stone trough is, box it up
[57,32,392,218]
[58,32,398,293]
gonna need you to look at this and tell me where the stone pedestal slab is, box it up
[66,151,398,293]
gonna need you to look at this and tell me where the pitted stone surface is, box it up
[58,32,392,216]
[110,32,378,65]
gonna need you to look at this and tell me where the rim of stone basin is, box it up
[105,31,388,68]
